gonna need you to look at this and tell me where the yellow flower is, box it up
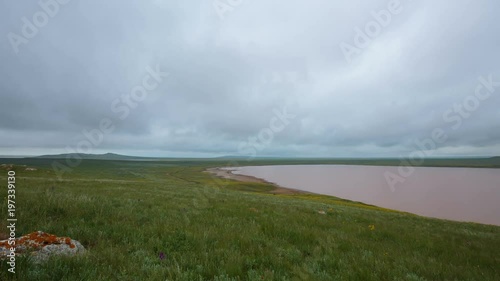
[368,224,375,231]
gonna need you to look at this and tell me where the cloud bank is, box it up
[0,0,499,157]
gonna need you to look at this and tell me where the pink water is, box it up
[234,165,500,226]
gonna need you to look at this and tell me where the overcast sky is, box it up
[0,0,499,158]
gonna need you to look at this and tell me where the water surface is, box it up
[234,165,500,225]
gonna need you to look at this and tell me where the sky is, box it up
[0,0,499,158]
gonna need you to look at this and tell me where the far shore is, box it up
[206,167,310,195]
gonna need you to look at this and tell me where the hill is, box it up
[35,152,155,161]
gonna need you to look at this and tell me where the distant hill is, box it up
[215,155,290,160]
[22,154,500,167]
[34,153,157,161]
[490,156,500,163]
[214,155,246,159]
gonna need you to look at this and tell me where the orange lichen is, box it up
[0,232,75,251]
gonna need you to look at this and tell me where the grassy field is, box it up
[0,158,499,280]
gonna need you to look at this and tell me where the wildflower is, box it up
[368,224,375,231]
[159,252,165,260]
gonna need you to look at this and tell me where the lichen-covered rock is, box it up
[0,231,85,263]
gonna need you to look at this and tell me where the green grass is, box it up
[0,159,499,280]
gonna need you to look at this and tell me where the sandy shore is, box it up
[205,167,309,195]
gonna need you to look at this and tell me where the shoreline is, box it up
[206,167,310,195]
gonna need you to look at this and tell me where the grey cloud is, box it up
[0,0,499,157]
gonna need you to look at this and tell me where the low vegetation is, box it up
[0,159,499,280]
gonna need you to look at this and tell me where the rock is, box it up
[0,164,14,170]
[0,231,86,263]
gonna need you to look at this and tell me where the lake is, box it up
[233,165,500,226]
